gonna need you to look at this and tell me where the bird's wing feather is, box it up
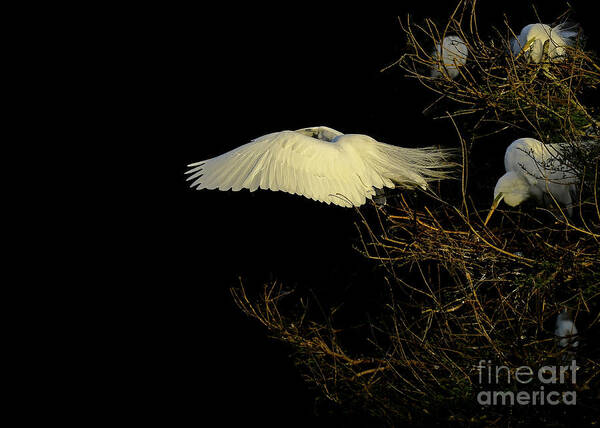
[505,139,543,185]
[505,139,578,206]
[553,23,579,45]
[510,36,522,56]
[186,131,455,207]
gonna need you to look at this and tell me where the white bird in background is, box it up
[186,126,455,208]
[555,310,579,350]
[485,137,579,224]
[511,23,579,63]
[431,35,469,79]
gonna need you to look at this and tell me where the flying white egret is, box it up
[510,23,579,63]
[484,137,578,224]
[186,126,455,208]
[555,310,579,349]
[430,35,468,79]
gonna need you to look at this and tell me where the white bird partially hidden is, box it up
[511,23,579,63]
[430,35,468,79]
[186,126,455,208]
[555,310,579,350]
[484,138,578,224]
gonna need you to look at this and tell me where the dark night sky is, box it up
[124,2,598,426]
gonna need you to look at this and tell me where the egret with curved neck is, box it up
[485,138,578,225]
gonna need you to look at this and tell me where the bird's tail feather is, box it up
[375,143,459,189]
[553,22,580,45]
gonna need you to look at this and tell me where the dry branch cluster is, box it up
[233,1,600,426]
[397,0,600,144]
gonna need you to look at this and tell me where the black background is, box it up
[120,2,598,426]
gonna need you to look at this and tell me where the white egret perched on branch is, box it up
[186,126,455,208]
[484,137,579,225]
[510,23,579,63]
[430,35,468,79]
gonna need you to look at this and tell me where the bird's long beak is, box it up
[515,37,536,59]
[484,193,504,226]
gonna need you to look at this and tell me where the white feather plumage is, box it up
[555,311,579,349]
[430,35,468,79]
[493,138,579,214]
[186,126,455,207]
[511,23,579,63]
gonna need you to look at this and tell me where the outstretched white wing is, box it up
[186,128,454,207]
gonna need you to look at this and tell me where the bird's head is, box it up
[557,309,574,323]
[494,171,531,207]
[484,171,531,225]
